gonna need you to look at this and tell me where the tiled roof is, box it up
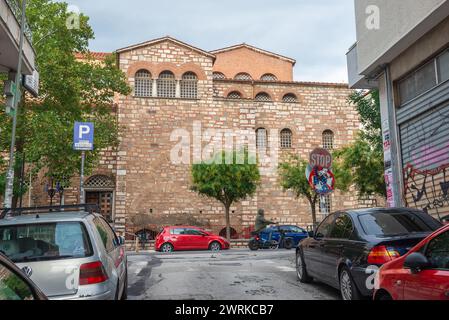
[74,52,111,60]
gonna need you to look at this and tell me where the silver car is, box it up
[0,206,127,300]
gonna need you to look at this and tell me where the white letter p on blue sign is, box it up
[74,122,94,151]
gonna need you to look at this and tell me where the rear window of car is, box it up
[0,222,93,263]
[358,211,435,237]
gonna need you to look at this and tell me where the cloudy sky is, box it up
[64,0,356,83]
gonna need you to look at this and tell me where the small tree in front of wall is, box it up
[279,156,319,228]
[191,150,260,241]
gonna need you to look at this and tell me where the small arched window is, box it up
[282,93,298,103]
[260,73,278,81]
[181,72,198,99]
[134,69,152,97]
[227,91,242,99]
[157,70,176,98]
[256,128,268,149]
[213,72,226,80]
[280,129,292,149]
[234,72,252,81]
[255,92,272,102]
[323,130,335,150]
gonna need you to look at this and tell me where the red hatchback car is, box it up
[155,226,230,252]
[374,224,449,300]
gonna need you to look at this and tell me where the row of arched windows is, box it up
[227,91,298,103]
[255,128,335,150]
[213,72,278,81]
[134,70,198,99]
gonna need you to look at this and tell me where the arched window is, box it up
[280,129,292,149]
[260,73,278,81]
[227,91,242,99]
[219,227,238,239]
[255,92,272,102]
[84,175,115,189]
[180,72,198,99]
[134,70,152,97]
[323,130,334,150]
[213,72,226,80]
[256,128,268,149]
[157,71,176,98]
[234,72,252,81]
[282,93,298,103]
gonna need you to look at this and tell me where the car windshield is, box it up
[358,211,434,237]
[0,222,93,263]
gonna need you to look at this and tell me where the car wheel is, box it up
[161,243,174,253]
[248,240,259,251]
[376,291,393,301]
[209,241,222,252]
[296,249,312,283]
[283,238,294,250]
[339,267,361,301]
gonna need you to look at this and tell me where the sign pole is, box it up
[80,151,86,204]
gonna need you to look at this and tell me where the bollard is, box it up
[135,237,139,253]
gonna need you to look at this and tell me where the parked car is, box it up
[250,225,309,250]
[296,208,442,300]
[0,252,47,300]
[374,224,449,300]
[155,226,230,252]
[0,205,128,300]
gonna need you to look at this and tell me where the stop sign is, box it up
[309,148,332,168]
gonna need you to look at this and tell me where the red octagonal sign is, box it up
[309,148,332,169]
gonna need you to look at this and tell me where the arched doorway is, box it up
[84,175,115,222]
[219,227,238,239]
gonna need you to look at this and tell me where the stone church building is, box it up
[30,37,369,239]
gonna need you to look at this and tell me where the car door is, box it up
[185,229,208,250]
[403,229,449,300]
[303,214,336,278]
[169,228,188,250]
[324,213,354,285]
[0,259,43,300]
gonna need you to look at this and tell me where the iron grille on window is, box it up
[319,195,332,215]
[180,72,198,99]
[255,92,272,102]
[234,73,252,81]
[134,70,152,97]
[280,129,292,149]
[213,72,226,80]
[322,130,334,150]
[84,175,115,189]
[283,93,298,103]
[260,74,278,81]
[256,128,268,149]
[157,71,176,98]
[227,91,242,99]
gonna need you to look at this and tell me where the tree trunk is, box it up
[224,204,231,241]
[309,195,318,229]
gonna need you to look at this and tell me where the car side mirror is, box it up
[404,252,431,273]
[308,231,314,238]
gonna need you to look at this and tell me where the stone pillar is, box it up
[175,80,181,98]
[152,80,158,98]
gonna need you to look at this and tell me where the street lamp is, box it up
[44,179,65,207]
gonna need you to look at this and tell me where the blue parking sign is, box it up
[73,122,94,151]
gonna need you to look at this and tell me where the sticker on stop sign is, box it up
[309,148,332,168]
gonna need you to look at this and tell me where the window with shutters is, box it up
[282,93,298,103]
[280,129,292,149]
[180,72,198,99]
[322,130,334,150]
[227,91,242,99]
[255,92,272,102]
[157,71,176,98]
[134,70,152,97]
[256,128,268,149]
[260,73,278,81]
[234,72,252,81]
[213,72,226,80]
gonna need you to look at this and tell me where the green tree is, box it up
[191,150,260,241]
[0,0,131,206]
[332,90,386,198]
[278,156,319,227]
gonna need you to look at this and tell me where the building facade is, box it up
[31,37,365,238]
[348,1,449,220]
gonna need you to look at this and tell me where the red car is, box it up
[374,224,449,300]
[155,226,230,252]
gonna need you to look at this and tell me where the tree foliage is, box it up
[332,90,386,198]
[0,0,131,204]
[278,156,319,227]
[191,150,260,240]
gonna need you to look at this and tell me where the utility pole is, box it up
[4,0,27,209]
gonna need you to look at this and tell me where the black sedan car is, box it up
[0,252,47,300]
[296,208,442,300]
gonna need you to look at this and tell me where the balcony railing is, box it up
[5,0,33,43]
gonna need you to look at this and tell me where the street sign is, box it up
[309,148,333,168]
[23,70,40,97]
[73,122,94,151]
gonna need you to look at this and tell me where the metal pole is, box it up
[19,152,26,208]
[80,151,86,204]
[4,0,27,209]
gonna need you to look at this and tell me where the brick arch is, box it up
[127,62,157,78]
[127,61,207,80]
[178,63,207,80]
[279,89,301,103]
[223,88,248,99]
[254,89,275,101]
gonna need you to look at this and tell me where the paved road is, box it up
[127,249,340,300]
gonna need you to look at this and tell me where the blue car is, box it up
[259,225,309,247]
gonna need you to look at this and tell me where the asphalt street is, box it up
[127,249,340,300]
